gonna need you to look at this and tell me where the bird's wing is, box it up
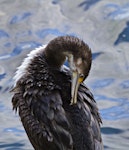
[77,83,103,150]
[12,87,73,150]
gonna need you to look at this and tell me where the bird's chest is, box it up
[53,71,71,103]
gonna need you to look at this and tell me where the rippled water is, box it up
[0,0,129,149]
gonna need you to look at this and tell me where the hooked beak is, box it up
[70,71,84,105]
[67,54,84,105]
[70,71,79,105]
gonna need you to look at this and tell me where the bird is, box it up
[11,35,103,150]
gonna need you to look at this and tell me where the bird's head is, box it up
[45,36,92,105]
[66,47,91,105]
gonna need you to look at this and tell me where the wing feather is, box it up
[12,83,73,150]
[77,83,103,150]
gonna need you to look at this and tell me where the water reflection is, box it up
[101,127,124,134]
[91,78,115,89]
[105,3,129,20]
[9,12,32,24]
[0,142,25,150]
[0,0,129,149]
[78,0,100,11]
[114,21,129,45]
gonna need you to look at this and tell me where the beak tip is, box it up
[70,97,77,105]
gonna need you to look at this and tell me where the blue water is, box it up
[0,0,129,149]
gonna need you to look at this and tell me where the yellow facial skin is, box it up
[78,76,84,83]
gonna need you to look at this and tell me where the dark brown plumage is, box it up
[11,36,103,150]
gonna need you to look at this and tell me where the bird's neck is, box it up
[44,50,66,69]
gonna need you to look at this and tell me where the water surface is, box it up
[0,0,129,149]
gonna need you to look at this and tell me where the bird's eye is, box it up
[79,74,84,78]
[78,74,84,83]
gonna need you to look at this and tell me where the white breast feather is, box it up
[13,45,47,85]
